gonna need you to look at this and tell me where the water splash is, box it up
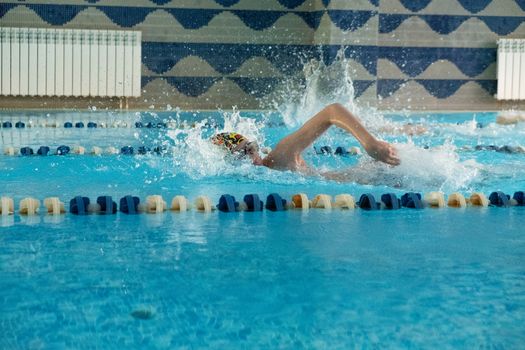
[156,51,485,191]
[165,108,267,179]
[320,142,480,192]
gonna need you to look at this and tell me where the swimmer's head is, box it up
[211,132,262,164]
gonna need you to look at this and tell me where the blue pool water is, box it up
[1,110,525,348]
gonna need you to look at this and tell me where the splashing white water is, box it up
[158,51,482,191]
[324,142,480,191]
[166,108,266,179]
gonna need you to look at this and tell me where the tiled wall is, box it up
[1,0,524,111]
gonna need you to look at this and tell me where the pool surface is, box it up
[1,110,525,348]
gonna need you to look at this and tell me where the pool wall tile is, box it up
[0,0,524,110]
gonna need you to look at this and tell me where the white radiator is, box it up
[0,27,141,98]
[497,39,525,100]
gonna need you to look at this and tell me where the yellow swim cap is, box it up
[211,132,247,153]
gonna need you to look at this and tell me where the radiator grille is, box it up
[0,27,141,98]
[497,39,525,100]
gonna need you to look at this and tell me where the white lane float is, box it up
[4,147,17,156]
[19,197,40,215]
[311,194,332,209]
[469,192,489,207]
[44,197,66,215]
[291,193,309,210]
[334,194,356,209]
[146,195,167,213]
[0,197,14,216]
[73,146,85,155]
[447,193,467,208]
[195,196,213,212]
[424,192,445,208]
[91,146,103,155]
[171,196,189,212]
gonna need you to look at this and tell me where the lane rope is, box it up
[2,191,523,218]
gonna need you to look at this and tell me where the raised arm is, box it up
[263,103,400,170]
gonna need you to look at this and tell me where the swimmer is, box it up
[212,103,400,176]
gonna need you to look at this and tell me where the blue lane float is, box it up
[513,191,525,206]
[120,146,134,155]
[357,193,380,210]
[381,193,401,209]
[120,195,140,214]
[266,193,287,211]
[138,146,151,155]
[87,122,97,128]
[334,146,349,156]
[37,146,50,156]
[2,121,12,128]
[244,194,263,211]
[64,122,73,128]
[489,191,510,207]
[401,192,424,209]
[56,145,70,155]
[97,196,117,214]
[217,194,239,212]
[15,122,25,128]
[314,146,333,155]
[70,196,90,215]
[75,122,84,128]
[20,147,34,156]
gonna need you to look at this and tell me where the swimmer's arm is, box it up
[267,103,400,166]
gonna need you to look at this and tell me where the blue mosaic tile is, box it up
[277,0,307,9]
[378,79,497,99]
[163,77,221,97]
[24,4,84,26]
[516,0,525,10]
[99,6,153,27]
[479,16,524,36]
[295,11,324,30]
[165,8,222,30]
[380,14,524,36]
[142,43,378,76]
[377,79,407,98]
[2,4,373,32]
[149,0,172,4]
[416,79,467,98]
[419,15,469,35]
[475,80,497,96]
[233,10,287,31]
[352,80,375,98]
[456,0,492,13]
[327,10,376,31]
[228,77,282,98]
[379,14,411,33]
[399,0,432,12]
[378,47,496,78]
[0,3,17,18]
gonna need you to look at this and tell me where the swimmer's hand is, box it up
[365,140,400,166]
